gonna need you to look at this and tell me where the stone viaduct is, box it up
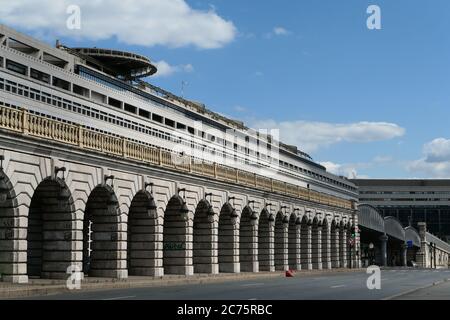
[0,104,360,283]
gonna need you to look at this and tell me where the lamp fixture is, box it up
[104,175,115,187]
[205,193,215,216]
[55,166,67,181]
[145,182,154,195]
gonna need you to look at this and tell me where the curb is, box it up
[1,268,364,299]
[382,278,450,300]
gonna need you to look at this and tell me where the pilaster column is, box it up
[301,224,312,270]
[340,228,348,268]
[312,225,322,270]
[331,227,340,268]
[322,226,332,270]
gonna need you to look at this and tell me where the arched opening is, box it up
[193,200,217,274]
[163,195,193,275]
[239,206,257,272]
[83,185,126,278]
[311,218,322,270]
[274,211,287,271]
[331,220,340,268]
[127,190,161,276]
[218,203,239,273]
[258,208,274,272]
[27,178,76,279]
[288,213,300,270]
[0,170,28,282]
[321,219,331,269]
[301,216,312,270]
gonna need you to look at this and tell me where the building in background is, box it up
[352,179,450,243]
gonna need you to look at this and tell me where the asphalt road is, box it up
[24,268,450,300]
[395,279,450,300]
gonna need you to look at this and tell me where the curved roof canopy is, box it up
[72,48,157,79]
[384,216,405,241]
[405,226,421,248]
[358,204,385,233]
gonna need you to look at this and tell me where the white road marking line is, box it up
[241,283,265,287]
[102,296,136,300]
[330,285,346,289]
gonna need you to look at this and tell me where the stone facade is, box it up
[0,132,359,283]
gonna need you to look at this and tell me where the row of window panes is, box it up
[0,57,356,192]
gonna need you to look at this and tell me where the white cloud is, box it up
[319,161,369,179]
[265,26,291,38]
[273,27,289,36]
[250,119,405,153]
[0,0,237,49]
[233,105,247,113]
[153,60,194,78]
[408,138,450,177]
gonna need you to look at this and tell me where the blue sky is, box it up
[3,0,450,178]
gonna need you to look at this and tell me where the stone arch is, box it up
[301,215,312,270]
[163,195,193,276]
[193,199,218,274]
[321,218,331,269]
[84,184,127,278]
[311,217,323,270]
[288,213,301,270]
[258,208,274,272]
[127,190,162,277]
[239,206,258,272]
[330,220,340,268]
[26,177,77,279]
[274,211,288,271]
[0,170,28,283]
[218,202,239,273]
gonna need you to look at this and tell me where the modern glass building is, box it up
[351,179,450,243]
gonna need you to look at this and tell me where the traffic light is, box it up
[351,226,357,238]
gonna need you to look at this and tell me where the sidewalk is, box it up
[0,268,364,299]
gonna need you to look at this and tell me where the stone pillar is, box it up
[274,221,288,271]
[339,228,348,268]
[322,226,332,270]
[294,223,302,270]
[331,227,340,268]
[288,222,301,271]
[379,234,388,267]
[301,224,312,270]
[0,213,29,283]
[401,243,408,267]
[312,225,322,270]
[415,222,428,268]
